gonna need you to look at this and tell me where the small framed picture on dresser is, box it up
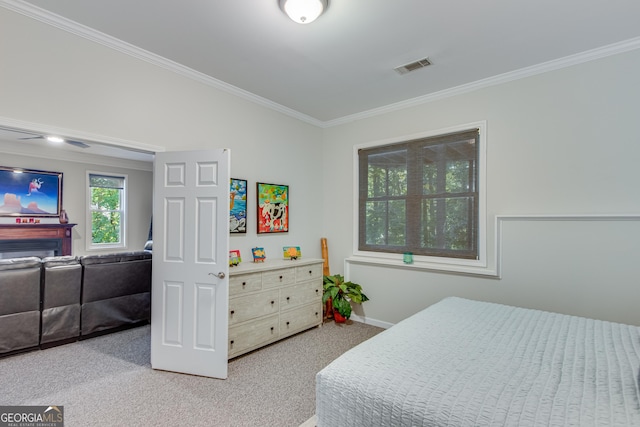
[283,246,301,260]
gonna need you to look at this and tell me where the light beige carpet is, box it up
[1,322,382,426]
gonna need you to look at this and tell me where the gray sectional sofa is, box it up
[0,251,152,357]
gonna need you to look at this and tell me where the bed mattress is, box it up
[316,297,640,426]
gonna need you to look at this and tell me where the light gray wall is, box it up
[0,7,324,262]
[2,6,639,327]
[0,141,153,256]
[321,49,640,327]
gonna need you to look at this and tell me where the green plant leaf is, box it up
[333,297,352,318]
[322,274,369,317]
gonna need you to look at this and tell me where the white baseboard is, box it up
[349,313,393,329]
[299,414,317,427]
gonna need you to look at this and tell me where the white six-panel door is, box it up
[151,149,230,378]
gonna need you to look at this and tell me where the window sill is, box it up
[87,243,126,252]
[348,215,640,279]
[346,252,499,277]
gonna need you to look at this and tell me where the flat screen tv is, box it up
[0,166,62,217]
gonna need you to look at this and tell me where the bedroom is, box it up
[1,1,639,425]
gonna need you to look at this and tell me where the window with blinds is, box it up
[88,173,126,247]
[358,128,479,259]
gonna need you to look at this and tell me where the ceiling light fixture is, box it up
[46,135,65,143]
[279,0,327,24]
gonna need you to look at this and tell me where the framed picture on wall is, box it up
[230,178,247,233]
[257,182,288,233]
[0,166,62,217]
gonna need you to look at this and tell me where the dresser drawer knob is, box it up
[270,327,274,331]
[230,310,235,315]
[279,275,283,280]
[286,321,290,326]
[230,340,234,345]
[286,296,290,301]
[308,270,312,275]
[242,282,246,287]
[271,300,275,305]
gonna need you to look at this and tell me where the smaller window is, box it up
[88,172,126,249]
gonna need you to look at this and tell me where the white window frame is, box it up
[349,121,490,276]
[86,171,127,251]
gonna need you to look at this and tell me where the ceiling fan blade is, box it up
[1,127,89,149]
[66,140,90,149]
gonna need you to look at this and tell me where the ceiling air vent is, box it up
[394,57,432,75]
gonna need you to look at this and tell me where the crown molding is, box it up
[3,0,640,129]
[324,36,640,127]
[0,0,325,128]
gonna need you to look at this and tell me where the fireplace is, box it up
[0,224,76,258]
[0,238,62,259]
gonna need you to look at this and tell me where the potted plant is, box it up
[322,274,369,323]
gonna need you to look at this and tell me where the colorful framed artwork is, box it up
[251,247,266,263]
[230,178,247,233]
[0,166,63,217]
[229,249,242,267]
[283,246,301,260]
[257,182,288,234]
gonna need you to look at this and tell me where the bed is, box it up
[316,297,640,426]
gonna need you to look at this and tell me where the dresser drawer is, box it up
[225,259,324,358]
[229,314,279,358]
[280,302,322,337]
[229,289,280,325]
[280,281,322,311]
[295,263,323,282]
[229,272,262,296]
[262,267,296,288]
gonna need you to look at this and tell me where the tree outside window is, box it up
[89,173,125,246]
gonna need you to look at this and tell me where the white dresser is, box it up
[228,258,324,358]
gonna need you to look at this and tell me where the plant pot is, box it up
[333,311,347,323]
[325,297,334,319]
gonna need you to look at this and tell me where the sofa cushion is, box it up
[0,257,41,315]
[81,293,151,336]
[80,251,151,266]
[81,259,152,303]
[42,255,79,268]
[0,311,40,353]
[0,256,41,271]
[41,305,81,344]
[42,256,82,308]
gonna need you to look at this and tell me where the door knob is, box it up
[209,272,226,279]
